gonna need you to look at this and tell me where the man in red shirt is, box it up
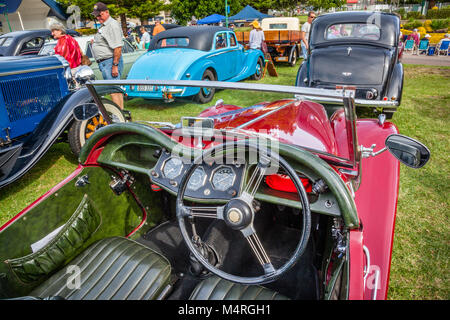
[50,23,82,72]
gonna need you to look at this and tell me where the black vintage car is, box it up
[295,11,403,118]
[0,29,80,56]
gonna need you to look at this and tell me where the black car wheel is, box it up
[251,57,263,80]
[194,69,216,104]
[68,98,125,156]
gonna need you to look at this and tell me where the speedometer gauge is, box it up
[187,167,206,191]
[211,166,235,191]
[163,157,183,179]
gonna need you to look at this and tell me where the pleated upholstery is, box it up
[30,237,171,300]
[189,276,289,300]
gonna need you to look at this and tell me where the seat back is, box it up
[404,39,414,50]
[418,40,429,50]
[440,40,450,50]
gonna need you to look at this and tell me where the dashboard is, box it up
[149,149,246,200]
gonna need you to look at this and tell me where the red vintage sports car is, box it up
[0,80,429,301]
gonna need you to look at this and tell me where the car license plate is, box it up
[275,57,288,61]
[137,85,157,91]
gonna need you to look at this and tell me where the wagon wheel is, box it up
[289,48,297,67]
[194,69,216,104]
[251,57,264,80]
[68,98,125,156]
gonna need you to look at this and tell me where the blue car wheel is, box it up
[251,58,263,81]
[194,69,216,104]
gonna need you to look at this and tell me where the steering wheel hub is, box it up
[223,199,253,230]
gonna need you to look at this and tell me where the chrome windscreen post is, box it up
[85,82,112,124]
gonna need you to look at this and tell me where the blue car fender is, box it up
[182,61,217,96]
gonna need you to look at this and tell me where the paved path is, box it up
[401,54,450,66]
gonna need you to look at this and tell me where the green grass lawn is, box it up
[0,62,448,300]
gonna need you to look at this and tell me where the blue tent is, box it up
[197,13,226,25]
[227,5,271,22]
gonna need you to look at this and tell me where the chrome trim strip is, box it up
[0,65,64,77]
[235,100,296,130]
[296,95,399,108]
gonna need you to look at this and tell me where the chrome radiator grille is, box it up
[1,74,63,122]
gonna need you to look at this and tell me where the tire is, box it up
[194,69,216,104]
[289,48,297,67]
[68,98,126,156]
[251,57,263,80]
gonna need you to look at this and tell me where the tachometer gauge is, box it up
[211,166,235,191]
[163,157,183,179]
[187,167,207,191]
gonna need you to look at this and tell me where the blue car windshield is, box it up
[156,37,190,49]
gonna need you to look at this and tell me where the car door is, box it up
[227,32,244,76]
[209,31,235,80]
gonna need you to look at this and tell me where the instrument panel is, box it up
[149,150,245,200]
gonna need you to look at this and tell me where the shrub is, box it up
[406,11,424,20]
[424,20,433,32]
[430,19,450,31]
[403,20,423,30]
[426,8,450,19]
[76,28,97,36]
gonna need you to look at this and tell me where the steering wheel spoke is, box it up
[183,205,224,220]
[243,157,271,200]
[241,225,274,275]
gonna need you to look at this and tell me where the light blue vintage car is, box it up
[125,26,265,103]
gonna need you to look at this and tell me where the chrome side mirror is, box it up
[74,66,95,84]
[385,134,430,168]
[73,103,99,121]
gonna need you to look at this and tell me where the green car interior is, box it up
[0,122,358,300]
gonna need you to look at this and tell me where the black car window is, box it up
[122,40,134,53]
[86,43,93,58]
[326,23,380,41]
[19,37,45,55]
[0,37,13,47]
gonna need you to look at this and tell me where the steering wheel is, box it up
[176,141,311,285]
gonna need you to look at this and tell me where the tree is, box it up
[170,0,242,25]
[307,0,346,11]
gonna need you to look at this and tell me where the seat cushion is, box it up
[189,276,289,300]
[30,237,171,300]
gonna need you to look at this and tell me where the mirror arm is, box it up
[360,144,387,159]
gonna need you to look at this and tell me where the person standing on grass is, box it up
[91,2,124,109]
[300,11,316,60]
[249,20,264,50]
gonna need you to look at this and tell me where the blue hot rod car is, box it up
[125,26,265,103]
[0,55,127,189]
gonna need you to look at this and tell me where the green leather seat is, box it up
[30,237,171,300]
[189,276,289,300]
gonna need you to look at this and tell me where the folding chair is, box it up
[404,39,415,54]
[437,40,450,56]
[418,40,429,55]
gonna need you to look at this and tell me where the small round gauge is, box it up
[211,166,236,191]
[163,157,183,179]
[187,167,207,191]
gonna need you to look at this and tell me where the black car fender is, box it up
[295,61,308,87]
[385,63,404,105]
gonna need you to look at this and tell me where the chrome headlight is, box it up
[74,66,95,84]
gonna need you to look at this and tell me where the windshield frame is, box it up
[84,80,389,171]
